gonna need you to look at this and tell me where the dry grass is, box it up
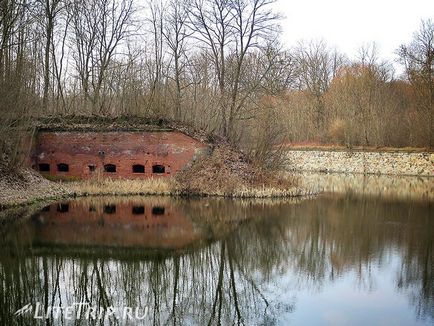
[283,142,432,153]
[1,167,312,208]
[63,155,315,199]
[66,177,174,197]
[65,176,314,199]
[174,144,313,198]
[205,184,315,198]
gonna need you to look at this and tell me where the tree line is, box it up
[0,0,433,169]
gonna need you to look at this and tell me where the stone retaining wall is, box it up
[286,150,434,177]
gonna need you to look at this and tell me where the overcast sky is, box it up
[275,0,434,64]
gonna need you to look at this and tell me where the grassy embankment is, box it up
[68,144,308,199]
[0,116,315,208]
[0,144,312,208]
[0,171,307,208]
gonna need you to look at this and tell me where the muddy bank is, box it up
[0,166,70,208]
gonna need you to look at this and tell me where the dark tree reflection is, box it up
[0,195,432,325]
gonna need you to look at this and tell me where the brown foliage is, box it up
[284,62,432,148]
[175,144,295,196]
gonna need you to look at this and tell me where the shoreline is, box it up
[0,175,316,210]
[2,147,433,209]
[4,168,433,210]
[295,171,433,202]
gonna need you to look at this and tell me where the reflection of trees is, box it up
[281,195,433,320]
[0,198,300,325]
[397,220,434,320]
[0,194,432,324]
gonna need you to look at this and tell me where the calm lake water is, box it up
[0,193,432,325]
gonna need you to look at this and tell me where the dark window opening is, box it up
[57,163,69,172]
[104,164,116,173]
[88,165,96,172]
[152,165,165,174]
[57,203,69,213]
[39,163,50,172]
[132,164,145,173]
[132,206,145,215]
[152,206,165,216]
[89,205,96,212]
[41,205,50,212]
[104,205,116,214]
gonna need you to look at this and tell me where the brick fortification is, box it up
[32,130,207,179]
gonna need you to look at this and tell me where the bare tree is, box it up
[162,0,190,121]
[0,0,39,169]
[228,0,280,138]
[188,0,233,135]
[146,0,166,116]
[37,0,64,111]
[71,0,136,114]
[188,0,280,141]
[51,2,71,112]
[398,19,434,148]
[293,40,346,135]
[71,0,97,111]
[326,61,396,147]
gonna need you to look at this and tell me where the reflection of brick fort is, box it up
[31,199,201,249]
[31,129,207,179]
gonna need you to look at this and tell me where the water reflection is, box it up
[295,172,434,201]
[0,195,432,325]
[26,197,205,251]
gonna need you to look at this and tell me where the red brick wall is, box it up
[32,130,207,179]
